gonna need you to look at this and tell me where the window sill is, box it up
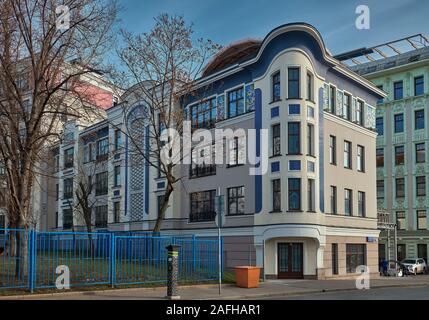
[269,154,282,159]
[286,97,302,101]
[286,153,302,156]
[227,164,245,169]
[287,210,303,213]
[306,154,316,159]
[306,99,315,104]
[269,99,282,105]
[269,210,282,213]
[307,210,316,213]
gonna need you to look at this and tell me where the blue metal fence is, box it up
[0,229,222,292]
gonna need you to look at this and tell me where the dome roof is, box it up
[202,38,262,77]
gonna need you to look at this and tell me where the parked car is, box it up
[401,258,427,275]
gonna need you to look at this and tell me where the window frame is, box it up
[287,67,300,99]
[272,179,281,212]
[227,87,245,118]
[288,178,301,211]
[416,143,425,163]
[227,186,245,216]
[416,176,426,197]
[357,145,365,172]
[344,188,352,216]
[393,81,403,100]
[272,71,281,102]
[343,140,352,169]
[272,123,281,156]
[287,122,301,155]
[394,113,404,133]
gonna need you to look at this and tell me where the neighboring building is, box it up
[0,68,120,232]
[341,34,429,264]
[41,23,385,280]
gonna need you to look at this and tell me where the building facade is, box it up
[345,35,429,264]
[40,23,384,279]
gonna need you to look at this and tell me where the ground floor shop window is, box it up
[346,244,366,273]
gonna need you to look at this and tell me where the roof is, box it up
[202,39,262,77]
[335,34,429,76]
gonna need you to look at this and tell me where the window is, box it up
[397,244,406,261]
[358,191,366,217]
[307,160,315,172]
[288,122,300,154]
[356,100,364,125]
[394,114,404,133]
[97,138,109,158]
[376,148,384,167]
[377,85,384,104]
[415,110,425,130]
[357,145,365,172]
[329,135,336,165]
[416,176,426,196]
[63,148,74,169]
[306,72,313,101]
[55,183,59,201]
[377,180,384,199]
[417,210,427,230]
[346,244,366,273]
[95,172,108,196]
[330,186,337,214]
[113,202,120,223]
[307,179,315,212]
[288,178,301,211]
[227,136,244,167]
[289,160,301,171]
[63,209,73,229]
[191,97,216,129]
[344,189,352,216]
[416,143,425,163]
[272,124,281,156]
[329,86,336,113]
[396,211,406,230]
[376,117,384,136]
[272,179,281,212]
[227,87,244,118]
[288,67,300,99]
[114,165,121,187]
[343,93,351,120]
[396,178,405,198]
[190,144,216,178]
[55,212,58,228]
[83,144,91,163]
[227,186,245,215]
[190,190,216,222]
[114,129,122,150]
[307,124,314,156]
[393,81,403,100]
[307,106,314,118]
[343,141,352,169]
[415,76,424,96]
[272,71,281,101]
[63,178,73,199]
[395,145,405,165]
[332,243,339,275]
[95,205,108,228]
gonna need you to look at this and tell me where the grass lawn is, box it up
[0,253,231,295]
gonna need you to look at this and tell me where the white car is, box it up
[401,258,427,275]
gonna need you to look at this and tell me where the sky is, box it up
[116,0,429,56]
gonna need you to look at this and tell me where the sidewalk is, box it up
[2,276,429,300]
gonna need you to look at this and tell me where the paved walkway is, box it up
[2,276,429,300]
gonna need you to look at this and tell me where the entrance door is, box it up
[277,243,303,279]
[417,244,427,264]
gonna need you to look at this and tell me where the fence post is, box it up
[28,230,36,293]
[110,233,116,288]
[192,235,196,272]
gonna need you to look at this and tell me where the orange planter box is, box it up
[234,266,261,288]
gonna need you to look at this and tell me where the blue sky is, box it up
[117,0,428,55]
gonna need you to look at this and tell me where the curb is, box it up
[0,283,231,300]
[0,281,427,300]
[202,283,429,300]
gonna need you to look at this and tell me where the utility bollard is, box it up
[166,244,181,300]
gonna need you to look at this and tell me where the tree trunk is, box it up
[153,183,173,233]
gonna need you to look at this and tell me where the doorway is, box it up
[277,243,303,279]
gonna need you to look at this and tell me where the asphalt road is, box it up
[264,285,429,300]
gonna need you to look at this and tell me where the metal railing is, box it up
[0,229,222,292]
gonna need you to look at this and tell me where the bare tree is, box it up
[116,13,221,233]
[0,0,118,275]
